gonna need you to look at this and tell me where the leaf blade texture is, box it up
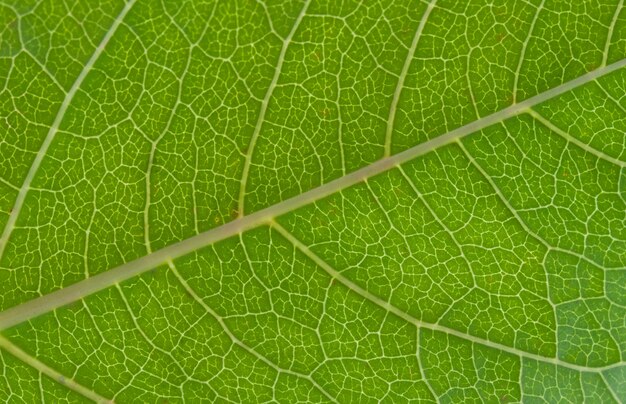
[0,0,625,402]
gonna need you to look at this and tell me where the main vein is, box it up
[0,0,137,262]
[0,58,625,332]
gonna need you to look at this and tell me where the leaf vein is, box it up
[271,221,626,374]
[0,0,138,263]
[0,58,624,332]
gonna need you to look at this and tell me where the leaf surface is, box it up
[0,0,625,402]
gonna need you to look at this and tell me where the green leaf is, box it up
[0,0,625,402]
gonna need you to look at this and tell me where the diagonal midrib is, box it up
[0,0,137,263]
[0,58,625,332]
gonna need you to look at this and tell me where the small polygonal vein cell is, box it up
[0,0,625,402]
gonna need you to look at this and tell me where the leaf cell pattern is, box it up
[0,0,625,402]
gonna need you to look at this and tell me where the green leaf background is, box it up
[0,0,625,402]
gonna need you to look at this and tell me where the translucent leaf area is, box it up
[0,0,625,402]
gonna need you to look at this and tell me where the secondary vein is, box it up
[383,0,437,157]
[271,221,625,375]
[0,335,112,403]
[0,0,137,262]
[236,0,311,218]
